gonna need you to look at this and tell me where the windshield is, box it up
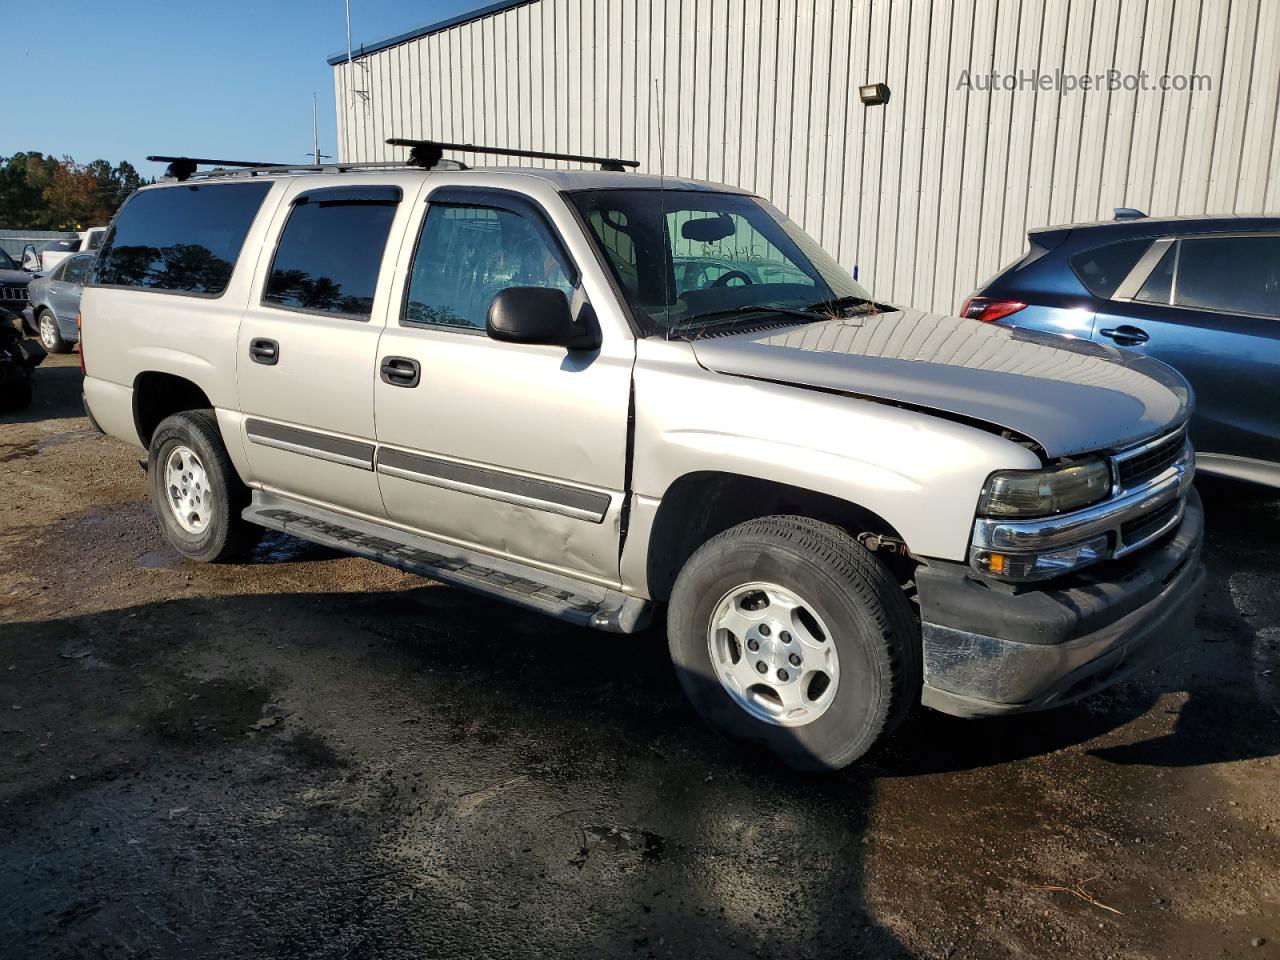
[569,189,875,337]
[38,238,80,253]
[0,248,15,270]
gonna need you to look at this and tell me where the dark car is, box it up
[963,213,1280,488]
[0,247,34,331]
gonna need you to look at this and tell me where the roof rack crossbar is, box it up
[386,138,639,172]
[147,155,286,182]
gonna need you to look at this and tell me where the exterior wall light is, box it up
[859,83,890,106]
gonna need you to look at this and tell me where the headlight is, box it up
[978,457,1111,518]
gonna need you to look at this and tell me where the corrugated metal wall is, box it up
[333,0,1280,314]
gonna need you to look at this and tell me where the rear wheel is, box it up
[148,410,260,563]
[667,516,920,771]
[37,310,69,354]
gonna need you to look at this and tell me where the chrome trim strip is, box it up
[248,434,375,470]
[974,450,1192,554]
[245,418,375,470]
[376,449,610,524]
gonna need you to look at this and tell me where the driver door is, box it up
[373,184,634,585]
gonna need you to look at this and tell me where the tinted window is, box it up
[264,187,400,319]
[94,182,271,295]
[1070,238,1151,298]
[1175,236,1280,317]
[404,202,576,331]
[64,256,91,285]
[1136,246,1175,304]
[0,248,14,270]
[50,260,70,281]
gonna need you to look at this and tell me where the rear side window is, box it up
[1175,236,1280,317]
[93,182,272,296]
[64,256,91,285]
[263,186,401,320]
[1135,246,1175,304]
[1070,238,1151,299]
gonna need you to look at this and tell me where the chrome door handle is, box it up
[380,356,421,388]
[249,338,279,365]
[1100,325,1149,346]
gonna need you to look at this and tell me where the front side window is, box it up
[263,186,401,319]
[569,189,873,337]
[404,201,576,331]
[93,182,272,295]
[1175,236,1280,317]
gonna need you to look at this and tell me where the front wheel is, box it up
[667,516,920,771]
[148,410,260,563]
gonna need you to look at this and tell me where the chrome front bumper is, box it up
[918,486,1204,717]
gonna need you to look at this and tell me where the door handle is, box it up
[1100,325,1149,346]
[249,338,279,365]
[380,356,421,388]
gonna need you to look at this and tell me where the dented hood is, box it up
[689,309,1191,458]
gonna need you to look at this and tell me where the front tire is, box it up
[37,310,69,354]
[148,410,259,563]
[667,516,920,771]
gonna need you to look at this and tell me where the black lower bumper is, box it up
[916,488,1205,717]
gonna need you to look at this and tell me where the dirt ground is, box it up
[2,352,1278,960]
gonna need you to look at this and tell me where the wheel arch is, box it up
[639,470,915,603]
[132,371,216,448]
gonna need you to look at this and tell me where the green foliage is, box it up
[0,152,149,230]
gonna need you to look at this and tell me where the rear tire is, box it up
[37,310,69,354]
[667,516,920,771]
[148,410,260,563]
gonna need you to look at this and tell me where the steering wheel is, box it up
[711,269,754,288]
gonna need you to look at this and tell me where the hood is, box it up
[689,309,1191,459]
[0,269,31,285]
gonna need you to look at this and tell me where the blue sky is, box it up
[6,1,478,178]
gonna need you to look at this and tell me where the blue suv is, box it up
[964,213,1280,488]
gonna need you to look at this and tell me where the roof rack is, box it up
[386,138,639,172]
[147,155,472,183]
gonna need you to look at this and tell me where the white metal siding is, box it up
[334,0,1280,314]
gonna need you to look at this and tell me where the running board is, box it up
[242,492,650,634]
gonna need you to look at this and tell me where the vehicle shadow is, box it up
[1,362,85,424]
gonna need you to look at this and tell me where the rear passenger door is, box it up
[235,181,410,519]
[1098,233,1280,465]
[372,185,634,584]
[55,255,93,318]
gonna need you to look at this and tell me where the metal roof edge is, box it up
[326,0,534,66]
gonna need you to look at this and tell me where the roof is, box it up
[145,164,747,195]
[1030,213,1280,239]
[326,1,532,66]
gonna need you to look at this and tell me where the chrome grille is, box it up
[1114,428,1187,491]
[1119,498,1180,549]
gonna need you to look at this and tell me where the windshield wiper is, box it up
[674,302,825,337]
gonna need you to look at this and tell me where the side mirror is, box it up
[486,287,600,350]
[20,244,38,272]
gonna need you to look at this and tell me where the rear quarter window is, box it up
[93,182,273,296]
[1070,238,1152,299]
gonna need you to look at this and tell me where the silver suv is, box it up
[80,144,1204,770]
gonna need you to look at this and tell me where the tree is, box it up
[0,153,152,229]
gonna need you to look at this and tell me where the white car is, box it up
[21,227,107,273]
[80,144,1204,770]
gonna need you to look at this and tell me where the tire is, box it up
[37,310,69,354]
[667,515,920,771]
[148,410,260,563]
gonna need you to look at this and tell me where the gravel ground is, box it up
[2,353,1278,960]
